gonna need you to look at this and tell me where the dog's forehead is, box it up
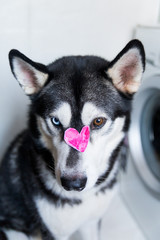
[46,55,114,102]
[45,80,120,126]
[36,55,124,120]
[47,55,109,93]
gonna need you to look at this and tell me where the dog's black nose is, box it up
[61,176,87,191]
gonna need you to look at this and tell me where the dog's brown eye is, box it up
[92,117,106,129]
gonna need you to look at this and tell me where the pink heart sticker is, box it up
[64,126,90,152]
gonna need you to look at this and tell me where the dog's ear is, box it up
[9,50,49,95]
[107,39,145,95]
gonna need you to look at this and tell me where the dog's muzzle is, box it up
[61,176,87,191]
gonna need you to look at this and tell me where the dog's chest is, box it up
[35,188,117,239]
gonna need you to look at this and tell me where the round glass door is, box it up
[129,75,160,195]
[141,92,160,181]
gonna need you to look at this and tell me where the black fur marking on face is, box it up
[96,140,124,186]
[66,148,80,168]
[99,177,117,193]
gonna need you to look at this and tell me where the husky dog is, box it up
[0,40,145,240]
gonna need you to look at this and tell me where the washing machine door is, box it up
[129,74,160,195]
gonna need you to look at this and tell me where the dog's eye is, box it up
[92,117,106,129]
[51,117,61,127]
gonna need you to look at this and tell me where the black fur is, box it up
[0,40,145,239]
[96,140,124,187]
[0,230,7,240]
[66,148,80,168]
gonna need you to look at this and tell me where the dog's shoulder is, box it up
[0,131,41,234]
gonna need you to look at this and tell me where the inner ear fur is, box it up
[107,39,145,95]
[9,49,49,95]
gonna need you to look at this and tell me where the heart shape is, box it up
[64,126,90,152]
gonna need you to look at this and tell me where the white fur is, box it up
[35,186,118,240]
[5,230,30,240]
[81,102,108,126]
[79,220,100,240]
[49,102,72,129]
[13,58,48,95]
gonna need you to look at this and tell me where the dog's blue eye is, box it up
[51,117,61,126]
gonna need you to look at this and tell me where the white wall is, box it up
[0,0,159,158]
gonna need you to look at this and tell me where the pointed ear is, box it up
[107,39,145,95]
[9,50,49,95]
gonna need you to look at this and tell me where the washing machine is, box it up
[120,26,160,240]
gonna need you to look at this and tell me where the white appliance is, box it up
[120,26,160,240]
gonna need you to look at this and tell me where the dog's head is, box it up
[9,40,145,192]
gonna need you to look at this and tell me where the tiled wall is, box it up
[0,0,159,158]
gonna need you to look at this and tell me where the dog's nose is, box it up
[61,176,87,191]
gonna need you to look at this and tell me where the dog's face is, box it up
[9,40,145,192]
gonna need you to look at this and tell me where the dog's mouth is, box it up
[60,176,87,192]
